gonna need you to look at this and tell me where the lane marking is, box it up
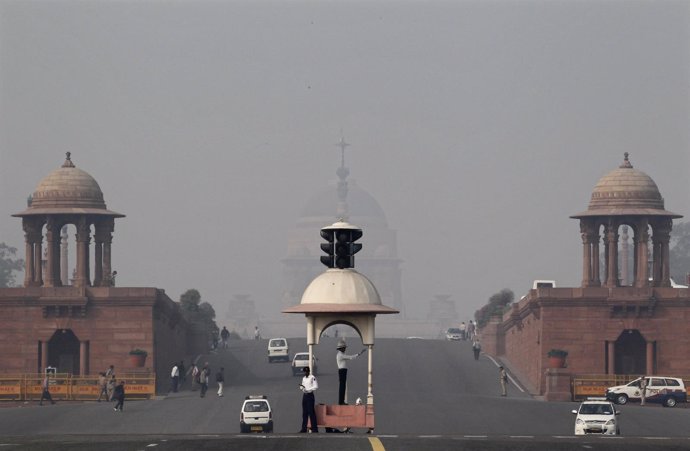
[463,435,487,438]
[368,436,385,451]
[146,445,158,448]
[509,436,534,438]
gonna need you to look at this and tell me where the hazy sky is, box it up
[1,0,688,322]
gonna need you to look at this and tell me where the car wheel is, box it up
[615,394,628,405]
[616,428,621,435]
[268,357,273,363]
[664,397,677,407]
[240,424,249,433]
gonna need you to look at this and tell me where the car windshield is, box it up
[447,328,461,333]
[580,404,612,415]
[270,340,285,347]
[295,354,308,360]
[244,401,269,412]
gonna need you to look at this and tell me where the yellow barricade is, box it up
[0,373,156,401]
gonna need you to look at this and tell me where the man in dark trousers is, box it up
[39,374,55,405]
[113,380,126,411]
[336,339,365,405]
[299,366,319,433]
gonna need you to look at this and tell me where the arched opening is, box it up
[48,329,80,374]
[614,329,646,375]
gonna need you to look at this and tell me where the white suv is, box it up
[606,376,687,407]
[572,398,620,435]
[267,338,289,363]
[240,395,273,433]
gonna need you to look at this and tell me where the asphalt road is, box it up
[2,337,690,450]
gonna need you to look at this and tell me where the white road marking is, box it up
[509,436,534,438]
[463,435,488,438]
[146,445,158,448]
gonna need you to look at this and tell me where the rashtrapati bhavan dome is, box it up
[281,138,404,316]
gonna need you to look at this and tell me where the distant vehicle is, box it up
[291,352,317,376]
[267,338,289,363]
[572,398,620,435]
[606,376,687,407]
[445,328,463,341]
[240,395,273,433]
[533,280,556,289]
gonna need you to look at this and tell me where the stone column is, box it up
[592,228,601,286]
[605,223,619,288]
[653,219,672,287]
[43,219,59,287]
[580,221,592,287]
[33,231,43,286]
[607,341,615,374]
[646,341,654,375]
[101,219,114,285]
[41,341,49,372]
[60,226,69,286]
[367,344,374,405]
[79,341,88,376]
[75,219,91,288]
[621,226,629,286]
[635,221,649,288]
[23,221,35,287]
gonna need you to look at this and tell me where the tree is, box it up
[179,289,202,312]
[474,288,515,329]
[0,243,24,288]
[671,221,690,285]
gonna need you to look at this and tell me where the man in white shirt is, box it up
[336,339,366,405]
[299,366,319,433]
[170,363,179,393]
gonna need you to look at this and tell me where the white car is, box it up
[572,398,620,435]
[445,328,463,341]
[267,338,289,363]
[291,352,317,376]
[606,376,687,407]
[240,395,273,433]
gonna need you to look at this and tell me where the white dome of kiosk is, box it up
[283,269,398,314]
[302,269,381,305]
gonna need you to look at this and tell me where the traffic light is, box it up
[319,222,362,269]
[320,229,335,268]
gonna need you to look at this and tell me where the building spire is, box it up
[335,132,351,221]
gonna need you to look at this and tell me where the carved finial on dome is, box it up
[62,152,75,168]
[620,152,633,169]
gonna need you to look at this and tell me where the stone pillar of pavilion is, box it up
[571,153,682,289]
[13,153,124,288]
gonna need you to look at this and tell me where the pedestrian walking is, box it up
[39,374,55,405]
[499,366,508,396]
[96,372,108,401]
[170,362,180,393]
[199,363,210,398]
[220,326,230,349]
[113,380,125,411]
[335,339,366,405]
[216,367,225,397]
[190,363,199,391]
[254,326,261,340]
[472,339,481,361]
[459,322,467,340]
[299,366,319,433]
[106,375,116,401]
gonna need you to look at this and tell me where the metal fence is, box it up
[0,373,156,402]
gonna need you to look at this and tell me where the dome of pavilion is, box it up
[571,153,681,219]
[14,153,123,217]
[300,180,388,227]
[282,268,398,314]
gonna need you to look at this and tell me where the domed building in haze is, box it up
[281,138,404,317]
